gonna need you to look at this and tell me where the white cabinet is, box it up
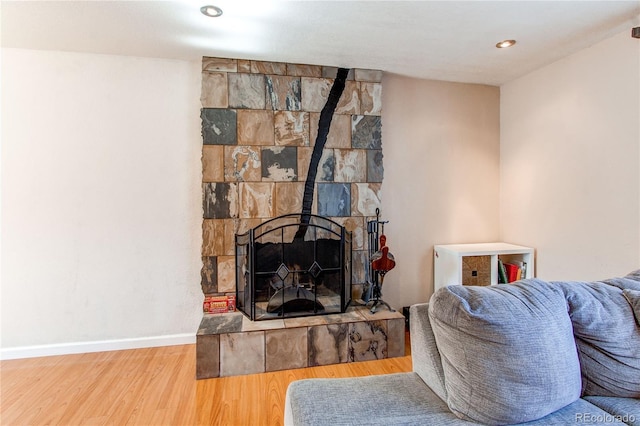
[433,242,535,292]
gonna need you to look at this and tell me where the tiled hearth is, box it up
[196,306,405,379]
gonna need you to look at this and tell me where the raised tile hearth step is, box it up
[196,305,405,379]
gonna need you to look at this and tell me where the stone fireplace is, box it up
[200,57,382,302]
[196,57,404,379]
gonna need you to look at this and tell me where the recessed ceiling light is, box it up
[496,39,516,49]
[201,5,223,18]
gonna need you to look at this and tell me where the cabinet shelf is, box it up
[433,242,535,292]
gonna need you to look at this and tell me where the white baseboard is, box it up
[0,333,196,361]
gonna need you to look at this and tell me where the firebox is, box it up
[235,214,352,321]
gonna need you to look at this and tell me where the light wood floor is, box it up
[1,334,412,425]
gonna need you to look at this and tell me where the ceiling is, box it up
[2,0,639,86]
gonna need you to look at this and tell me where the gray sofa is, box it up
[285,271,640,425]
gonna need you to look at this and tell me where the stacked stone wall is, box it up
[199,57,383,301]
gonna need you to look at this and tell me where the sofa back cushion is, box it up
[624,289,640,326]
[429,279,582,425]
[556,274,640,398]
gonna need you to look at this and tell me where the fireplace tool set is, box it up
[363,208,396,313]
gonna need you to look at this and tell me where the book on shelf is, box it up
[518,261,527,279]
[498,259,508,284]
[503,263,520,283]
[502,261,528,283]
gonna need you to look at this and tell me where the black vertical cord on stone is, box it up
[295,67,350,239]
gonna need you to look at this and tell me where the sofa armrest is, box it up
[410,302,447,401]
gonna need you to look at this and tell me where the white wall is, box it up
[4,28,635,357]
[500,29,640,282]
[381,76,501,308]
[1,50,500,356]
[1,49,203,357]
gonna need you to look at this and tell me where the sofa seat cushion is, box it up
[284,372,472,426]
[284,373,629,426]
[429,279,582,425]
[525,398,630,425]
[555,276,640,397]
[583,396,640,426]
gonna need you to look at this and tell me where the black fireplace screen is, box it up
[236,214,352,321]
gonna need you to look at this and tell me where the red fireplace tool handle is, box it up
[369,229,396,313]
[371,235,395,274]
